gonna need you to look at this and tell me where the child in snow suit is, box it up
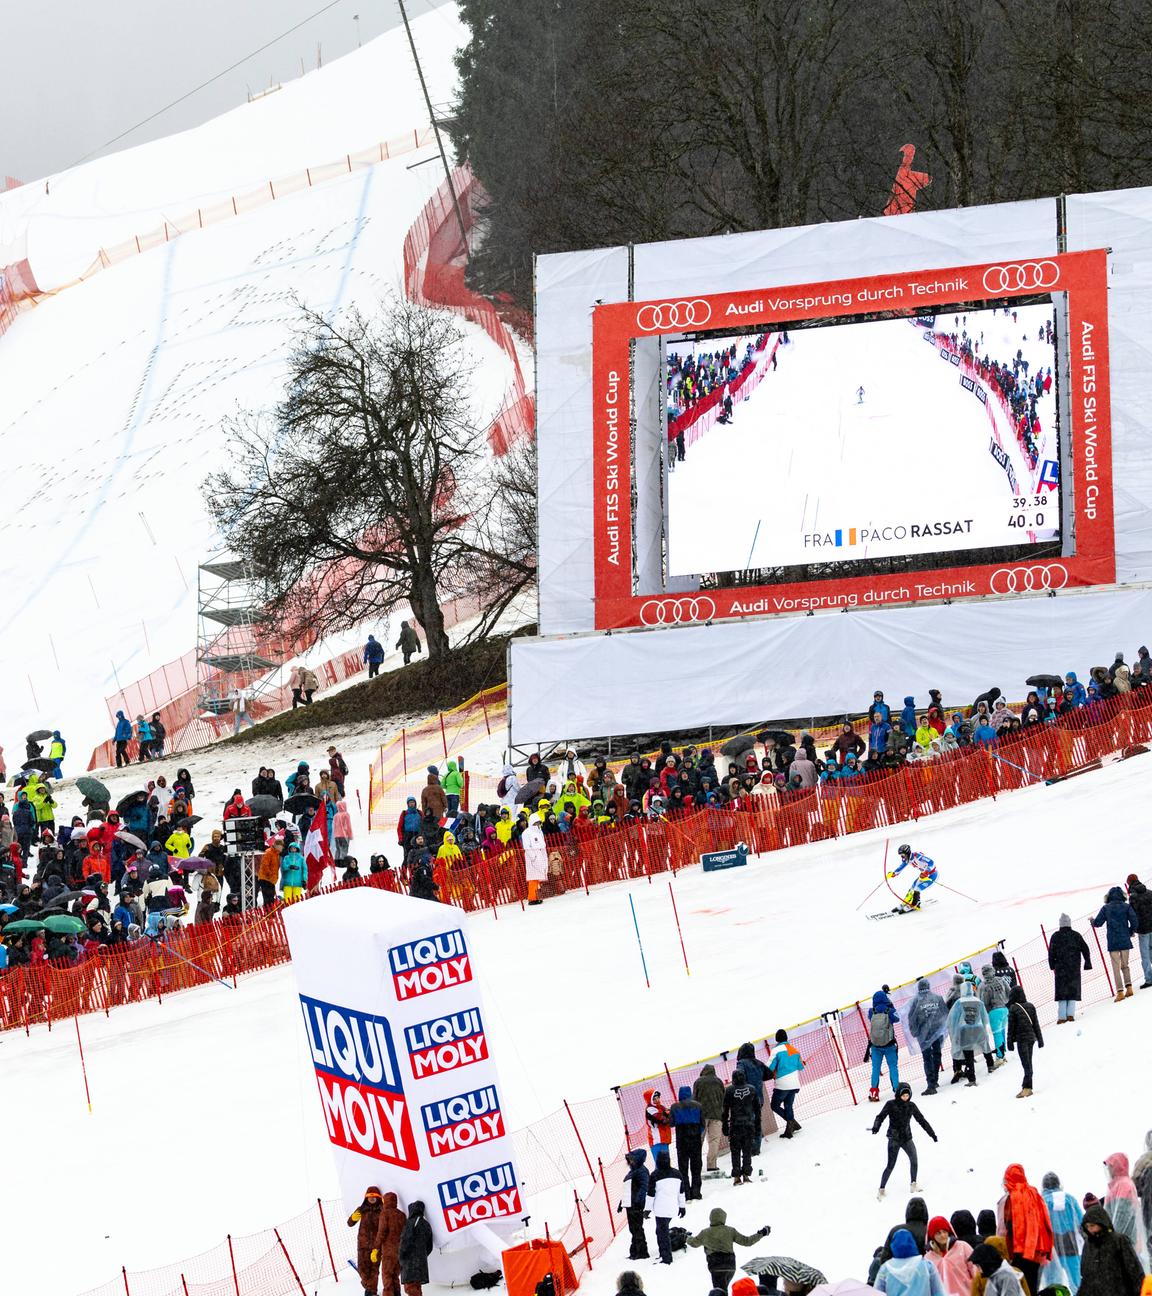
[643,1088,672,1153]
[646,1150,686,1264]
[619,1149,650,1260]
[686,1207,769,1294]
[872,1082,936,1198]
[1004,985,1043,1097]
[721,1067,761,1184]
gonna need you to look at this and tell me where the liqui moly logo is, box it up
[437,1162,522,1232]
[388,929,472,1001]
[405,1008,488,1078]
[421,1085,505,1157]
[300,995,418,1169]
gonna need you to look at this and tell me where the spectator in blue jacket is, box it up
[899,696,918,738]
[870,690,892,723]
[113,711,133,768]
[735,1042,768,1153]
[1063,670,1087,706]
[12,792,35,861]
[669,1086,704,1199]
[620,1150,650,1260]
[766,1027,805,1137]
[1092,885,1139,999]
[869,712,893,764]
[279,843,307,901]
[363,634,385,678]
[135,715,154,763]
[122,791,151,837]
[972,718,998,747]
[868,988,901,1101]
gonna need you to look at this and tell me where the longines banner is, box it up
[590,249,1115,629]
[284,890,522,1270]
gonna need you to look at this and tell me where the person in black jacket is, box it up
[948,1208,983,1252]
[735,1042,770,1152]
[619,1149,650,1259]
[1005,984,1043,1097]
[722,1067,761,1185]
[398,1201,434,1296]
[871,1082,936,1199]
[1048,913,1093,1022]
[1079,1201,1144,1294]
[669,1085,705,1199]
[1125,873,1152,988]
[867,1197,930,1284]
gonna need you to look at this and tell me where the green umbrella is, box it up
[2,919,45,933]
[76,776,111,802]
[42,914,87,935]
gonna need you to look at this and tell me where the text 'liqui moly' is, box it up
[437,1162,522,1232]
[388,929,473,1001]
[405,1008,489,1078]
[300,995,419,1169]
[421,1085,506,1157]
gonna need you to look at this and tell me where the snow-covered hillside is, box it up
[0,5,518,762]
[7,724,1151,1294]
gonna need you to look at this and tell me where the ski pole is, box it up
[629,894,651,989]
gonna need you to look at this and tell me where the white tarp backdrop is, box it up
[284,890,522,1277]
[521,190,1152,744]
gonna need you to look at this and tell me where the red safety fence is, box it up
[667,333,778,448]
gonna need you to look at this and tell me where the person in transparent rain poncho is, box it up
[1103,1151,1148,1268]
[945,982,994,1086]
[1131,1129,1152,1240]
[1041,1171,1084,1290]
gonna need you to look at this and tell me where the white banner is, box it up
[284,889,523,1271]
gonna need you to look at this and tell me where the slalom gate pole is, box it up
[628,894,651,989]
[991,752,1044,782]
[75,1014,92,1113]
[146,932,235,990]
[937,883,979,904]
[668,881,690,975]
[881,840,906,909]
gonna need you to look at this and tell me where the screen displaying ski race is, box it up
[664,301,1062,578]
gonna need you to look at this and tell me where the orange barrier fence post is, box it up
[563,1099,596,1182]
[1091,924,1114,995]
[598,1158,618,1237]
[275,1227,307,1295]
[317,1198,340,1282]
[122,1266,131,1295]
[228,1234,240,1296]
[439,711,448,759]
[573,1188,594,1270]
[828,1020,858,1105]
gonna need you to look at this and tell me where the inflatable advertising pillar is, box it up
[284,889,523,1278]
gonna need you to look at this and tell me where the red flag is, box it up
[303,803,333,891]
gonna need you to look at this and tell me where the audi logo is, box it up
[989,563,1069,594]
[635,299,712,332]
[639,596,717,625]
[981,261,1060,293]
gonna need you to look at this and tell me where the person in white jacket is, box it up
[556,748,588,785]
[521,813,548,906]
[646,1150,686,1265]
[497,764,520,808]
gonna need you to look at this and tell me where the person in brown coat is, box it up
[420,767,446,820]
[375,1190,407,1296]
[349,1187,385,1294]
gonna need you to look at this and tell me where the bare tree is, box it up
[204,299,535,660]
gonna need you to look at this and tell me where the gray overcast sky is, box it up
[1,0,456,182]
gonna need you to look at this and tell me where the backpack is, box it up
[496,776,510,799]
[669,1226,689,1253]
[869,1009,895,1048]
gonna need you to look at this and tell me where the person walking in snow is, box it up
[395,620,422,666]
[1005,985,1043,1098]
[685,1207,769,1294]
[871,1081,936,1199]
[1048,912,1092,1022]
[873,1228,944,1294]
[693,1063,725,1173]
[113,711,133,767]
[1092,885,1139,1000]
[721,1067,760,1185]
[907,977,949,1096]
[646,1149,686,1265]
[867,987,901,1100]
[766,1027,804,1137]
[619,1149,650,1260]
[979,961,1010,1059]
[363,634,385,678]
[946,980,997,1085]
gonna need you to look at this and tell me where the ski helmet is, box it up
[898,844,911,858]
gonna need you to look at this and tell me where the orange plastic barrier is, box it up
[503,1240,579,1296]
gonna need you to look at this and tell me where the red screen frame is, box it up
[590,249,1113,628]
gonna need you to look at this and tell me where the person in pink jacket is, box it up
[332,801,353,863]
[925,1216,976,1295]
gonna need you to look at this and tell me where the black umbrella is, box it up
[283,794,319,815]
[21,758,54,773]
[514,778,546,805]
[26,730,52,743]
[248,794,283,818]
[176,815,203,830]
[742,1257,826,1285]
[116,791,146,815]
[719,735,757,758]
[763,729,795,745]
[1025,673,1063,690]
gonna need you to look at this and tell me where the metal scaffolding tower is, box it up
[196,554,284,715]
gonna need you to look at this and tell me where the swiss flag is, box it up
[303,803,333,891]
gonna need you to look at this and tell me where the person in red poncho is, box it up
[997,1162,1054,1295]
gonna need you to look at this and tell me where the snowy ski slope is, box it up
[5,720,1151,1293]
[668,303,1059,576]
[0,4,515,761]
